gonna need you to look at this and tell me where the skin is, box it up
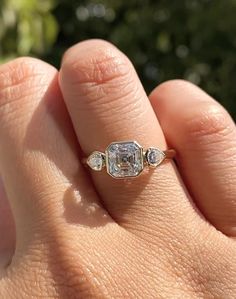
[0,39,236,298]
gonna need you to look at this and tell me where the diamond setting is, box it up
[146,147,165,167]
[87,151,105,171]
[106,141,144,178]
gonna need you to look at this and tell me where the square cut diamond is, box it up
[106,141,144,178]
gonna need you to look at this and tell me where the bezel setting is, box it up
[145,147,165,167]
[87,151,105,171]
[105,141,144,178]
[85,140,175,179]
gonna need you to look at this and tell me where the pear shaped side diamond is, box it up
[146,148,165,167]
[87,151,105,171]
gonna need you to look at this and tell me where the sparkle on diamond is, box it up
[87,151,104,171]
[146,148,165,167]
[106,141,143,178]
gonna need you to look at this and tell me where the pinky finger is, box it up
[150,80,236,237]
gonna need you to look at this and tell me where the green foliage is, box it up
[0,0,58,61]
[0,0,236,119]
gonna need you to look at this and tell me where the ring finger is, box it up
[59,39,199,237]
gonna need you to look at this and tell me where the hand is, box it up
[0,40,236,298]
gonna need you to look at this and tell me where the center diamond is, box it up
[106,141,144,178]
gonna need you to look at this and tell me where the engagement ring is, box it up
[83,141,175,179]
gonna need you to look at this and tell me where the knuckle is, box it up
[0,57,56,112]
[184,102,234,141]
[61,40,142,117]
[62,40,132,89]
[158,79,193,90]
[151,79,196,98]
[0,57,46,90]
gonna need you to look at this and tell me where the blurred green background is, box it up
[0,0,236,119]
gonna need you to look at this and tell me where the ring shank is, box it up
[164,149,176,159]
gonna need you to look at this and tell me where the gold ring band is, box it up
[162,149,176,159]
[83,141,176,179]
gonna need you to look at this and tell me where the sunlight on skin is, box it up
[0,41,236,297]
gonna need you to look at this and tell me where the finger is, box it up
[0,176,15,268]
[150,80,236,236]
[0,57,145,299]
[0,57,108,260]
[59,40,196,234]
